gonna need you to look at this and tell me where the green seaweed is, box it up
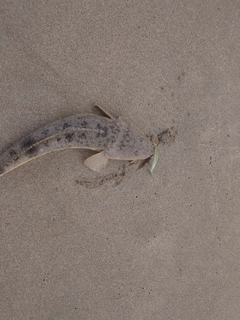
[150,146,159,174]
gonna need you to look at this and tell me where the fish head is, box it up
[105,117,155,161]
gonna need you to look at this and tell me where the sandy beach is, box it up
[1,1,240,319]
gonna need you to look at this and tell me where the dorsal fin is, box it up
[93,106,116,119]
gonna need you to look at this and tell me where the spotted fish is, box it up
[0,107,155,177]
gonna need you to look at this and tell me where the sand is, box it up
[1,1,240,319]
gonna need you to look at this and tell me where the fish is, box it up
[0,106,156,177]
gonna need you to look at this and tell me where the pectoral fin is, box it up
[84,151,109,172]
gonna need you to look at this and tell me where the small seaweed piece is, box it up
[150,146,159,174]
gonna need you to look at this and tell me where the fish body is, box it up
[0,108,155,176]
